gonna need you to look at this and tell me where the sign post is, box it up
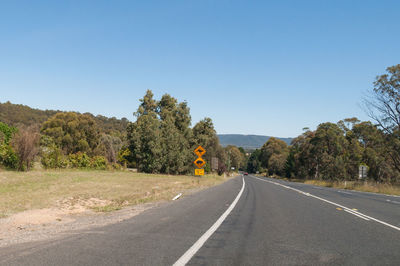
[194,145,206,176]
[359,165,368,179]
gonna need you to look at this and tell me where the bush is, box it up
[41,145,68,169]
[90,156,107,170]
[41,149,116,170]
[204,162,211,174]
[0,122,17,145]
[111,162,124,170]
[217,161,227,176]
[11,126,40,171]
[0,144,18,169]
[68,152,91,168]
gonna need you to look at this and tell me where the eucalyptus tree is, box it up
[41,112,100,156]
[364,64,400,179]
[260,137,289,176]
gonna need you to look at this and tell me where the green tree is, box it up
[310,123,348,180]
[352,121,397,182]
[0,121,17,145]
[192,118,224,173]
[41,112,100,155]
[246,149,261,173]
[225,145,246,171]
[259,137,289,176]
[157,94,191,174]
[95,134,123,163]
[0,122,18,169]
[364,64,400,178]
[128,111,162,173]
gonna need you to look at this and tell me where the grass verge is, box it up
[0,169,228,218]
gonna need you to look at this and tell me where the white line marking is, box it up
[342,189,400,198]
[173,177,246,266]
[337,190,353,195]
[387,199,400,204]
[251,176,400,232]
[172,193,183,201]
[344,209,370,221]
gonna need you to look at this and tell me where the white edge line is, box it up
[173,177,246,266]
[251,176,400,232]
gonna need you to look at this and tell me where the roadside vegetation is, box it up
[0,92,246,218]
[0,91,246,175]
[247,64,400,190]
[0,169,226,218]
[1,64,400,208]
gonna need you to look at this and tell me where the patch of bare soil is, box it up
[0,197,160,248]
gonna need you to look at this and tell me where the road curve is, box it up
[1,175,399,265]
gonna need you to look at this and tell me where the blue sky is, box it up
[1,0,399,137]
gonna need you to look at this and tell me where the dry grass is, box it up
[0,169,227,218]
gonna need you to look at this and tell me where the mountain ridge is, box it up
[218,134,293,149]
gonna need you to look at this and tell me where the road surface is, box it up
[0,175,399,265]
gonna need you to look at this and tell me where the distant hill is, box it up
[218,134,293,149]
[0,101,129,136]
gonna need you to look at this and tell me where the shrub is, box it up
[68,152,91,168]
[41,145,68,169]
[11,126,40,171]
[217,161,227,176]
[0,122,17,145]
[111,162,123,170]
[90,156,107,170]
[0,144,18,169]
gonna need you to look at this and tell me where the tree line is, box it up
[126,90,246,174]
[0,91,247,174]
[1,64,399,181]
[246,64,400,184]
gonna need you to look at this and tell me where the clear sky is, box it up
[1,0,399,137]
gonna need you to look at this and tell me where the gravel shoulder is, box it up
[0,182,220,248]
[0,200,161,248]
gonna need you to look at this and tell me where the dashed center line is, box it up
[387,199,400,204]
[343,209,370,221]
[251,176,400,232]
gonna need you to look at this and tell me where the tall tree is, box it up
[259,137,289,176]
[310,123,347,180]
[225,145,245,171]
[127,113,162,173]
[352,121,397,182]
[158,94,191,174]
[246,149,261,173]
[364,64,400,175]
[192,118,224,171]
[128,91,162,173]
[41,112,100,155]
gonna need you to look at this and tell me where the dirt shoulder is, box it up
[0,202,160,247]
[0,169,231,247]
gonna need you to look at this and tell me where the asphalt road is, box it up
[1,175,399,265]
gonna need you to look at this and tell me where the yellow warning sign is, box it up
[194,145,206,157]
[194,157,206,168]
[195,169,204,176]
